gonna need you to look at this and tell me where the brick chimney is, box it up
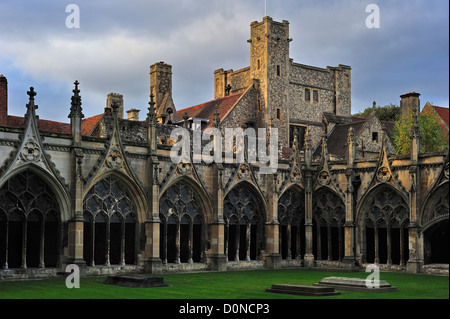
[0,74,7,126]
[400,91,420,120]
[126,108,140,121]
[106,93,124,119]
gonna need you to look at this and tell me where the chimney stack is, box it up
[0,74,7,126]
[126,108,140,121]
[106,93,124,119]
[400,91,420,120]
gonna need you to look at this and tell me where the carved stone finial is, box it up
[213,107,221,128]
[69,80,84,118]
[347,127,354,145]
[147,93,156,125]
[26,87,38,109]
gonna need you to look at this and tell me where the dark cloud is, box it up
[0,0,448,122]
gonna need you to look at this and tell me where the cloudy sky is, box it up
[0,0,448,123]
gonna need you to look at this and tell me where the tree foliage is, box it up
[353,103,400,122]
[392,110,448,155]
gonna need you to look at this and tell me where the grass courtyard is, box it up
[0,269,448,300]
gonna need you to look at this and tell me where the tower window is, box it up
[257,59,261,70]
[277,65,281,77]
[276,108,281,120]
[313,90,319,102]
[305,88,310,101]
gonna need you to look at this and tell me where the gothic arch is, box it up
[83,171,147,223]
[421,182,449,264]
[0,164,71,222]
[158,177,209,264]
[0,170,62,269]
[278,185,305,260]
[421,182,449,231]
[356,184,410,265]
[223,181,267,261]
[82,174,140,266]
[312,186,345,261]
[159,176,213,225]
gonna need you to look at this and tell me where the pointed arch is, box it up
[83,170,147,223]
[0,169,63,269]
[421,181,449,264]
[0,163,71,222]
[223,180,267,261]
[82,173,142,266]
[312,186,345,261]
[159,177,211,264]
[278,185,305,260]
[356,183,409,265]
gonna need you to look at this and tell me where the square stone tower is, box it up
[249,17,291,147]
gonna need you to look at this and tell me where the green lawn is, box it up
[0,269,448,299]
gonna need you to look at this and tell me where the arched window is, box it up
[0,171,60,269]
[83,176,138,266]
[223,183,265,261]
[159,180,204,264]
[278,188,305,260]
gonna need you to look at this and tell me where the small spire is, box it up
[304,125,311,151]
[213,107,221,128]
[410,110,421,140]
[69,80,84,118]
[347,126,354,145]
[147,93,156,125]
[183,112,189,128]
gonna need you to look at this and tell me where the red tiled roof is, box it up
[4,113,105,136]
[82,114,104,136]
[6,115,71,134]
[432,105,449,128]
[176,92,244,129]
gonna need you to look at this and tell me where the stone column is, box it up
[22,221,27,268]
[303,168,315,268]
[264,173,281,269]
[406,113,422,273]
[189,221,194,264]
[246,223,251,261]
[207,164,227,271]
[120,220,126,266]
[144,156,163,273]
[39,220,45,268]
[342,127,357,269]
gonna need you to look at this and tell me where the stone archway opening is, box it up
[224,183,265,262]
[424,219,449,264]
[159,180,206,264]
[0,171,61,269]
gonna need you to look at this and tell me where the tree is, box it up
[353,103,400,122]
[392,110,448,155]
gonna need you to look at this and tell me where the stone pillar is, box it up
[342,127,357,269]
[406,114,422,273]
[207,164,227,271]
[144,156,163,274]
[264,173,281,269]
[303,127,315,268]
[65,81,86,273]
[303,168,314,268]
